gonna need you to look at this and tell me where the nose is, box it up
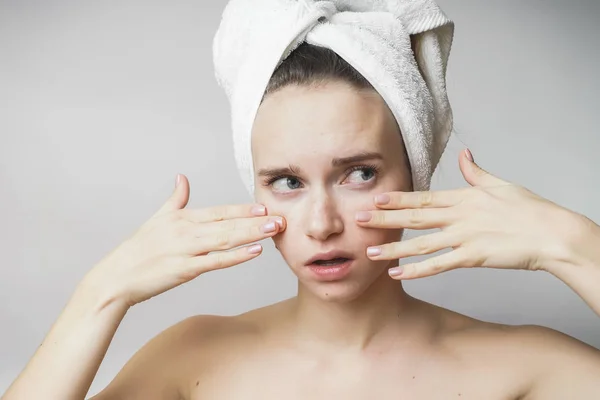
[303,189,344,242]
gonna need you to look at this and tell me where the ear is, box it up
[459,149,507,187]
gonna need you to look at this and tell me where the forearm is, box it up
[545,214,600,317]
[2,280,129,400]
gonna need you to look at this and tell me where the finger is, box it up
[366,231,458,260]
[373,189,465,210]
[154,174,191,217]
[193,215,286,236]
[180,203,268,223]
[190,220,281,254]
[459,148,508,187]
[180,243,263,278]
[356,208,454,230]
[388,248,470,280]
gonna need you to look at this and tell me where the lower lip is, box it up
[306,259,353,281]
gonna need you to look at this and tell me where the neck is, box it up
[289,264,420,352]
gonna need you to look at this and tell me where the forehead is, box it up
[251,81,401,165]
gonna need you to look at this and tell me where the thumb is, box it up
[155,173,190,216]
[459,149,506,187]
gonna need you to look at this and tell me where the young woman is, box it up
[4,6,600,400]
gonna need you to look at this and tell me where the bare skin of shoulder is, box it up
[96,297,600,400]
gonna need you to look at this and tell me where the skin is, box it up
[4,81,600,400]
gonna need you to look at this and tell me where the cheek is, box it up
[344,195,403,247]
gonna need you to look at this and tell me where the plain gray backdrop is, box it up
[1,0,599,396]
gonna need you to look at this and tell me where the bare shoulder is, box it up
[89,313,260,400]
[504,324,600,399]
[430,303,600,399]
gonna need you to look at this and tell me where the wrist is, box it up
[544,212,600,276]
[74,273,131,316]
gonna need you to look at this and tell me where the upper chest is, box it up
[185,347,529,400]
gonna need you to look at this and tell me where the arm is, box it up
[524,215,600,398]
[1,281,129,400]
[544,213,600,317]
[2,275,209,400]
[2,175,285,400]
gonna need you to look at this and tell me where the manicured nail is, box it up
[273,217,284,229]
[262,222,276,233]
[251,205,267,216]
[248,244,262,254]
[367,247,382,257]
[175,174,181,188]
[375,194,390,205]
[355,211,372,222]
[388,267,403,277]
[464,148,474,162]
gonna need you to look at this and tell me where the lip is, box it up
[305,249,355,266]
[304,249,355,281]
[306,259,353,281]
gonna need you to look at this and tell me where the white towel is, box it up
[213,0,454,194]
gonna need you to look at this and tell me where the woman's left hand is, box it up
[356,149,597,279]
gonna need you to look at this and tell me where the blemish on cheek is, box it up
[196,381,199,386]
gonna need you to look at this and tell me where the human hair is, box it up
[263,43,374,98]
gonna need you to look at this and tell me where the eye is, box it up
[270,176,303,193]
[345,165,379,184]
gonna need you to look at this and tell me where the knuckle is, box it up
[227,218,239,231]
[214,232,231,249]
[418,191,433,207]
[409,208,423,225]
[210,207,225,221]
[373,212,385,224]
[414,236,430,255]
[177,262,202,282]
[428,257,444,273]
[217,218,237,232]
[213,253,229,269]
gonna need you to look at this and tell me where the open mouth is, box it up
[312,257,351,266]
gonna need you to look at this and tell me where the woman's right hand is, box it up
[80,174,285,309]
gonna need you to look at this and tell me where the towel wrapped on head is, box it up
[213,0,454,194]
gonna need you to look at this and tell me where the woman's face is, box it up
[251,81,412,302]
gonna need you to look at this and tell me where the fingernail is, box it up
[464,148,474,162]
[367,247,382,257]
[273,217,284,229]
[355,211,372,222]
[251,205,267,216]
[248,244,262,254]
[375,194,390,205]
[175,174,181,188]
[389,267,403,277]
[262,222,276,233]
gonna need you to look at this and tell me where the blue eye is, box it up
[270,176,302,192]
[345,166,378,184]
[263,164,380,193]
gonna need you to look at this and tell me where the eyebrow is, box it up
[257,151,383,178]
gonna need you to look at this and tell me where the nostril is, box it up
[318,16,326,23]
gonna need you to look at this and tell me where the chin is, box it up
[307,282,373,303]
[294,258,392,303]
